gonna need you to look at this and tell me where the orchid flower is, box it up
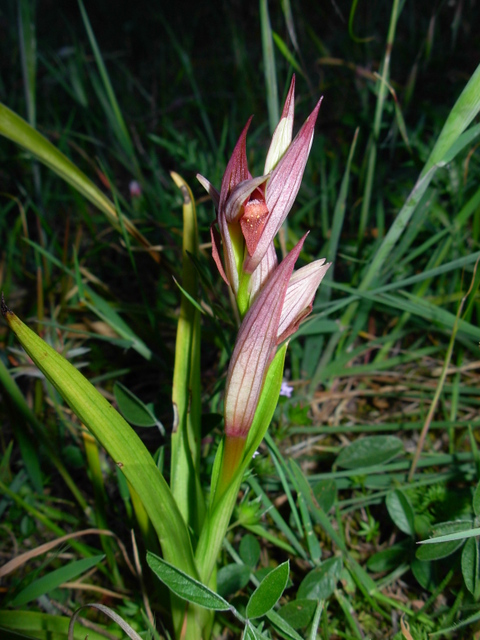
[224,235,330,440]
[197,75,322,310]
[199,78,331,485]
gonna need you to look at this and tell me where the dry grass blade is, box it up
[408,258,480,480]
[0,528,136,578]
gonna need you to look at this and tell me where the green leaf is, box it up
[312,480,336,514]
[462,537,480,597]
[2,306,198,581]
[411,558,435,591]
[297,557,343,601]
[246,561,289,620]
[267,609,304,640]
[473,481,480,517]
[10,555,105,606]
[239,534,261,569]
[386,490,415,536]
[0,610,112,640]
[367,541,410,573]
[272,32,303,75]
[217,564,251,598]
[416,520,472,561]
[114,382,159,428]
[170,173,204,539]
[195,345,287,585]
[0,103,156,261]
[84,287,152,361]
[244,344,288,464]
[146,553,230,611]
[243,624,268,640]
[276,599,316,630]
[417,526,480,545]
[336,436,404,469]
[172,277,206,315]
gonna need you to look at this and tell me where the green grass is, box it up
[2,0,480,638]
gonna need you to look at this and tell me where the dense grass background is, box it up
[2,0,480,638]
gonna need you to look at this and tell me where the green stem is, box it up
[170,173,205,538]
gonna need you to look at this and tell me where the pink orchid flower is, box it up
[224,234,330,440]
[197,76,322,301]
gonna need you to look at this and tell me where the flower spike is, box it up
[243,97,323,274]
[224,235,307,439]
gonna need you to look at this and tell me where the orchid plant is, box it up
[197,76,330,496]
[1,75,330,639]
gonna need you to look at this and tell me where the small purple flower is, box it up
[280,381,294,398]
[129,180,142,198]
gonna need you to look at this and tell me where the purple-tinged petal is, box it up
[196,174,220,209]
[217,212,240,295]
[225,175,269,223]
[243,99,323,274]
[277,259,331,344]
[210,224,230,286]
[224,235,307,438]
[248,242,278,303]
[264,76,295,174]
[220,117,253,212]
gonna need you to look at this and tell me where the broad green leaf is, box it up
[217,564,251,598]
[367,542,410,573]
[10,555,105,606]
[239,534,261,569]
[336,436,403,469]
[246,561,289,620]
[147,553,230,611]
[277,599,316,629]
[386,490,415,536]
[416,520,472,561]
[114,382,158,428]
[1,305,198,580]
[411,558,435,591]
[462,537,480,597]
[297,557,342,601]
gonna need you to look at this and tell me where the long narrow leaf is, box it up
[1,298,197,581]
[0,103,158,262]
